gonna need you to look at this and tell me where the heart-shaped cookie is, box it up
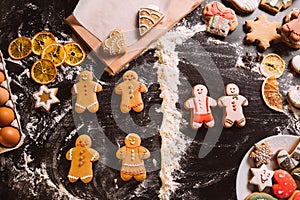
[272,169,297,199]
[277,138,300,171]
[102,29,126,56]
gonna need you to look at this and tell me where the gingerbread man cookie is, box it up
[115,70,147,113]
[116,133,150,182]
[66,134,99,183]
[281,9,300,49]
[218,83,248,128]
[71,71,102,113]
[184,84,217,129]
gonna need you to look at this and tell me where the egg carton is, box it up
[0,51,25,154]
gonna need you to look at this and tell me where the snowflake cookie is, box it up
[33,85,60,112]
[245,14,281,50]
[249,141,273,167]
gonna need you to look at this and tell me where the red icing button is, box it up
[272,169,297,199]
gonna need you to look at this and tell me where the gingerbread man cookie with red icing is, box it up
[184,84,217,129]
[218,83,248,128]
[282,8,300,49]
[66,134,99,183]
[116,133,150,182]
[71,71,102,113]
[115,70,147,113]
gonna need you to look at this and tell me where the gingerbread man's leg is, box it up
[132,102,144,113]
[75,103,86,114]
[121,172,133,181]
[134,172,147,182]
[236,118,246,128]
[81,175,93,184]
[192,122,203,129]
[68,175,79,183]
[224,118,234,128]
[87,102,99,113]
[204,119,215,128]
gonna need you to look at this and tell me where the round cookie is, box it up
[245,192,277,200]
[226,0,259,13]
[287,86,300,109]
[291,55,300,74]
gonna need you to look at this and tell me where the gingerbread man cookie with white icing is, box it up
[218,83,248,128]
[116,133,150,182]
[115,70,147,113]
[184,84,217,129]
[71,71,102,113]
[66,134,99,183]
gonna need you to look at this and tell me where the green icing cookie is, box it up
[246,192,277,200]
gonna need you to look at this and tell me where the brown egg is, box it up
[0,127,20,147]
[0,87,9,106]
[0,71,5,84]
[0,107,15,126]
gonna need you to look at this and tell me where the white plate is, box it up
[236,135,299,200]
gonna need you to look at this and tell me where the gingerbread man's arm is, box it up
[116,146,126,159]
[66,148,73,160]
[138,82,147,93]
[209,97,217,107]
[241,96,249,106]
[114,83,123,95]
[217,96,225,107]
[139,146,150,160]
[184,98,193,110]
[87,148,100,162]
[95,83,103,93]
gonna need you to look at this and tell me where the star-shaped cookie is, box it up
[245,14,281,50]
[250,164,274,192]
[33,85,60,112]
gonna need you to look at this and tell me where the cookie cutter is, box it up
[0,51,25,154]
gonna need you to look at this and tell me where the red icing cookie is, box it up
[289,190,300,200]
[272,169,297,199]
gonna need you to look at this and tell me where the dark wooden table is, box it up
[0,0,300,199]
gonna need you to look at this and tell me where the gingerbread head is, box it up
[192,84,208,98]
[124,133,141,148]
[225,83,240,95]
[78,70,93,82]
[123,70,138,81]
[75,134,92,147]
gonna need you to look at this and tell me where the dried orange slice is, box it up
[31,59,57,84]
[41,43,66,67]
[259,53,285,78]
[64,42,86,66]
[31,31,56,56]
[8,37,32,60]
[262,76,283,112]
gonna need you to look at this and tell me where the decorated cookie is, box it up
[218,83,248,128]
[66,134,99,183]
[202,1,238,37]
[71,71,102,114]
[289,191,300,200]
[287,86,300,109]
[272,169,297,199]
[250,164,274,192]
[259,54,285,78]
[245,192,278,200]
[277,138,300,171]
[139,5,164,36]
[250,142,273,167]
[245,14,281,50]
[227,0,260,13]
[282,9,300,49]
[291,167,300,179]
[260,0,293,14]
[291,55,300,74]
[115,70,147,113]
[184,84,217,129]
[32,85,60,112]
[116,133,150,182]
[102,29,126,56]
